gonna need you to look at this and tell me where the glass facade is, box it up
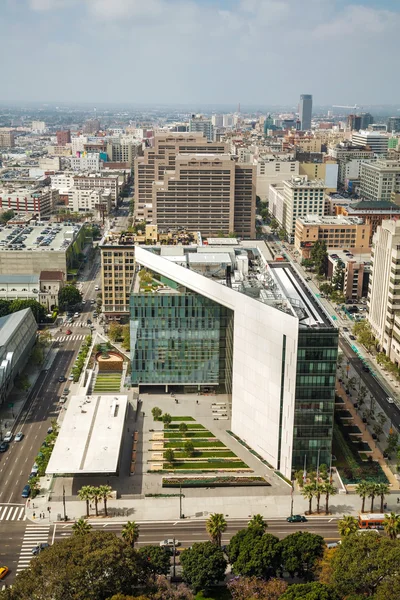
[130,286,233,387]
[292,328,338,473]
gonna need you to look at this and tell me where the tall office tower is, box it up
[134,133,228,222]
[360,159,400,201]
[347,114,362,131]
[106,140,142,166]
[352,131,388,155]
[368,219,400,361]
[360,113,374,129]
[152,154,256,238]
[189,115,214,141]
[0,131,15,148]
[212,114,224,128]
[282,176,326,242]
[388,117,400,133]
[299,94,312,131]
[83,119,101,134]
[131,243,338,479]
[56,130,71,146]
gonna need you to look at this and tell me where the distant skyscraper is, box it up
[189,115,214,141]
[299,94,312,130]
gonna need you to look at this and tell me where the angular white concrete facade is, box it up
[134,245,299,479]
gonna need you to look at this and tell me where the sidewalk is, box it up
[25,488,400,524]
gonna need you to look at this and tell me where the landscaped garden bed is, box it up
[164,440,226,449]
[163,431,215,439]
[333,420,388,484]
[165,423,206,430]
[163,476,269,488]
[163,450,236,459]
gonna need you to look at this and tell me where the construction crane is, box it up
[333,104,362,110]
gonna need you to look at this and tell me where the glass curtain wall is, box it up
[292,328,338,474]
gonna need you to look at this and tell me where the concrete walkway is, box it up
[336,382,399,489]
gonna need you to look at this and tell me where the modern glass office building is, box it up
[131,242,338,478]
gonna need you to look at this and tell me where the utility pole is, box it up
[290,483,294,517]
[172,538,176,579]
[179,482,183,519]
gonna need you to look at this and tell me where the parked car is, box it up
[14,432,24,442]
[31,463,39,474]
[287,515,307,523]
[63,388,69,395]
[68,374,74,381]
[58,376,66,383]
[22,484,31,498]
[59,396,67,404]
[159,539,180,547]
[3,431,13,443]
[0,442,9,452]
[343,327,349,332]
[47,427,53,434]
[95,285,100,291]
[349,335,356,340]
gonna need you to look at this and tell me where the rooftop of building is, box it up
[134,242,334,329]
[0,308,33,348]
[0,274,39,284]
[284,176,325,189]
[0,221,82,252]
[40,270,64,281]
[100,227,201,248]
[350,199,400,211]
[297,215,364,226]
[46,394,128,475]
[328,249,371,265]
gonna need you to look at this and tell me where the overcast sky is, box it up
[2,0,400,106]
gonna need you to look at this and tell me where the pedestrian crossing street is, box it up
[17,524,51,574]
[55,334,87,342]
[0,504,25,521]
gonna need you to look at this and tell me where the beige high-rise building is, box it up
[106,140,142,166]
[295,215,369,257]
[360,159,400,201]
[281,176,326,242]
[100,232,136,316]
[153,154,256,238]
[368,219,400,363]
[0,131,15,148]
[134,133,227,222]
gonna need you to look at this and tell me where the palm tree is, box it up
[338,515,358,537]
[72,518,92,536]
[98,485,113,517]
[355,480,370,513]
[376,483,390,512]
[302,483,315,515]
[78,486,93,518]
[322,482,337,515]
[121,521,140,547]
[315,483,323,514]
[368,482,380,512]
[248,514,268,532]
[206,513,227,547]
[90,486,101,517]
[383,512,400,540]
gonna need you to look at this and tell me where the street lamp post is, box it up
[62,486,67,521]
[179,482,183,519]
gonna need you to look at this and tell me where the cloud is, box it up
[313,5,396,39]
[29,0,70,10]
[85,0,166,20]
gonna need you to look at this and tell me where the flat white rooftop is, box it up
[46,394,128,475]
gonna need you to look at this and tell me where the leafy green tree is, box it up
[302,483,315,514]
[229,528,281,578]
[319,283,332,296]
[330,533,400,598]
[331,261,345,291]
[72,517,92,536]
[383,512,400,540]
[165,448,175,463]
[311,240,328,276]
[280,582,340,599]
[228,576,288,600]
[279,532,325,580]
[0,299,11,317]
[179,422,188,436]
[180,541,227,593]
[385,431,399,455]
[58,285,82,310]
[206,513,227,547]
[0,209,15,223]
[302,258,314,270]
[9,299,46,323]
[151,407,162,420]
[121,521,140,548]
[162,413,172,427]
[248,514,268,532]
[184,440,195,457]
[30,344,44,365]
[355,480,370,513]
[109,322,123,342]
[138,545,171,575]
[4,531,148,600]
[98,485,113,517]
[150,575,194,600]
[78,485,93,518]
[338,515,358,537]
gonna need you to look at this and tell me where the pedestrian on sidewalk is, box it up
[33,512,36,519]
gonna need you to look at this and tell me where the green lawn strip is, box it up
[164,441,226,449]
[170,416,195,422]
[164,423,206,430]
[164,460,249,469]
[164,432,215,439]
[163,451,236,459]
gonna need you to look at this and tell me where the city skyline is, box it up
[1,0,400,105]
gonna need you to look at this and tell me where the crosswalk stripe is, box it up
[0,507,4,520]
[17,507,25,520]
[5,506,13,520]
[0,504,25,520]
[11,506,19,520]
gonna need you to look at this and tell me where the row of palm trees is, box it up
[338,513,400,540]
[72,518,140,543]
[77,485,113,517]
[355,481,390,513]
[301,481,337,514]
